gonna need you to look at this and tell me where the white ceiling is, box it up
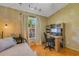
[0,3,68,17]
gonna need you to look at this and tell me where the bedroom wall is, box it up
[0,6,48,44]
[0,6,21,38]
[48,4,79,51]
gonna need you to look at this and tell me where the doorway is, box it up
[27,16,41,45]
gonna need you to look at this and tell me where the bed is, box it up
[0,37,37,56]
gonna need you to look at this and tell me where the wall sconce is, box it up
[4,24,8,28]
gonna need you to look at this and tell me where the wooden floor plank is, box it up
[30,45,79,56]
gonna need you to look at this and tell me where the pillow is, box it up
[0,37,17,52]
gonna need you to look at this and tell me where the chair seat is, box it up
[44,32,55,50]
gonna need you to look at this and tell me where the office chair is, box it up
[44,32,55,50]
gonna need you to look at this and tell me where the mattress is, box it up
[0,43,37,56]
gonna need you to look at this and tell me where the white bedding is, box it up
[0,43,37,56]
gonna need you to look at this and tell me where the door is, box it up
[27,16,41,45]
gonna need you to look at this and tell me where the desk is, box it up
[50,35,62,52]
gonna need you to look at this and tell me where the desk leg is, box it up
[55,38,61,52]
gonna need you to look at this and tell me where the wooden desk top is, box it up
[50,35,62,39]
[46,33,62,39]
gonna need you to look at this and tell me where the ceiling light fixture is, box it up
[19,3,22,6]
[28,3,42,12]
[18,3,42,12]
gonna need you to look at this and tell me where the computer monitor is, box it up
[51,28,61,36]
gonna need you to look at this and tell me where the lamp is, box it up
[4,24,8,28]
[1,24,8,38]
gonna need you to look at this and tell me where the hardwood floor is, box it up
[30,44,79,56]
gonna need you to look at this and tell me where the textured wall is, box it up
[48,4,79,51]
[0,6,47,44]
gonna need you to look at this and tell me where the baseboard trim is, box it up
[66,45,79,52]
